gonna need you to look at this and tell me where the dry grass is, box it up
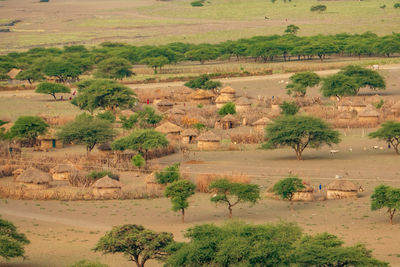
[195,173,251,193]
[229,132,264,144]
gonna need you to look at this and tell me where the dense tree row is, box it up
[1,32,400,80]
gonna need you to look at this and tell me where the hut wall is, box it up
[52,172,69,181]
[93,188,121,198]
[40,140,53,150]
[55,140,63,148]
[197,141,220,150]
[182,136,196,144]
[292,192,314,202]
[254,125,265,133]
[20,183,49,190]
[358,116,379,126]
[353,106,366,113]
[338,106,352,112]
[271,104,280,110]
[327,190,357,200]
[193,99,212,104]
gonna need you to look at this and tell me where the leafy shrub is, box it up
[394,3,400,8]
[184,74,221,90]
[96,111,116,123]
[280,101,300,115]
[310,5,327,12]
[155,163,180,184]
[191,0,204,7]
[68,260,109,267]
[218,102,236,116]
[87,170,119,181]
[131,154,145,168]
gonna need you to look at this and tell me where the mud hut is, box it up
[391,101,400,117]
[190,90,215,104]
[156,99,173,112]
[215,94,232,109]
[358,105,380,126]
[220,114,237,129]
[252,117,272,133]
[235,97,252,113]
[197,131,221,150]
[181,129,198,144]
[50,163,77,181]
[327,180,358,200]
[220,86,236,100]
[38,129,63,150]
[166,108,185,116]
[92,176,123,198]
[292,183,314,202]
[15,167,53,189]
[155,121,182,135]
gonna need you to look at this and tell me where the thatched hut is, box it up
[50,163,77,181]
[327,180,358,200]
[352,99,368,113]
[92,176,123,198]
[165,108,185,116]
[358,105,380,125]
[181,129,198,144]
[197,131,221,150]
[190,90,215,104]
[7,68,22,84]
[156,99,173,112]
[252,117,272,133]
[338,99,367,113]
[391,101,400,117]
[235,97,251,112]
[220,114,237,129]
[220,86,236,100]
[38,129,63,150]
[15,167,53,189]
[97,143,114,158]
[155,121,182,135]
[215,94,232,109]
[292,183,314,202]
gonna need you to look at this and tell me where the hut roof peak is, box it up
[16,167,53,184]
[327,180,358,191]
[155,121,182,134]
[92,176,122,188]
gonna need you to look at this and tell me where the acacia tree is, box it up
[35,82,70,101]
[280,101,299,115]
[209,179,260,218]
[371,184,400,224]
[284,24,299,35]
[140,56,169,74]
[0,218,30,260]
[95,57,133,80]
[57,114,115,153]
[44,60,82,82]
[9,116,49,144]
[273,176,305,211]
[286,72,320,97]
[320,73,359,98]
[165,180,196,223]
[369,121,400,155]
[262,115,340,160]
[15,68,45,84]
[94,224,174,267]
[339,65,386,93]
[184,47,219,64]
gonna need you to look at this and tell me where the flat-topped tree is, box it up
[35,82,70,101]
[339,65,386,93]
[9,116,49,145]
[262,115,340,160]
[95,57,134,80]
[15,68,45,84]
[369,121,400,155]
[44,60,82,82]
[371,184,400,224]
[286,72,320,97]
[273,176,305,211]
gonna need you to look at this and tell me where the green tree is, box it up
[371,184,400,224]
[136,107,163,128]
[68,260,109,267]
[44,60,82,82]
[57,114,115,153]
[293,232,388,267]
[320,73,359,98]
[165,180,196,223]
[15,68,45,84]
[96,110,116,123]
[209,179,260,218]
[111,129,168,159]
[218,102,236,116]
[273,176,305,211]
[95,57,133,80]
[155,163,180,184]
[310,4,327,12]
[262,115,340,160]
[9,116,49,144]
[286,72,321,97]
[72,79,137,113]
[140,56,169,74]
[0,218,30,260]
[131,154,145,168]
[94,224,174,267]
[339,65,386,93]
[184,47,219,64]
[284,24,300,35]
[35,82,70,101]
[369,121,400,155]
[184,74,221,90]
[280,101,300,115]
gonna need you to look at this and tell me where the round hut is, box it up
[220,114,237,129]
[156,99,173,112]
[351,99,367,114]
[181,129,198,144]
[215,94,232,109]
[97,143,114,158]
[220,86,236,100]
[155,121,183,136]
[358,105,380,126]
[391,101,400,117]
[91,176,123,198]
[252,117,272,133]
[197,131,221,150]
[337,99,353,112]
[38,128,63,150]
[15,167,53,189]
[50,163,77,181]
[190,90,215,104]
[336,112,353,127]
[292,183,314,202]
[235,97,251,113]
[327,180,358,200]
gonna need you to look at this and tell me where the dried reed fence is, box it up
[196,173,251,193]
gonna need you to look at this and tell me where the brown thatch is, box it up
[190,90,215,100]
[358,105,379,117]
[51,163,76,174]
[197,131,221,142]
[0,122,13,132]
[181,128,198,137]
[16,167,52,184]
[327,180,358,192]
[166,108,185,115]
[7,68,21,80]
[92,176,122,188]
[352,99,367,107]
[336,112,353,120]
[98,143,112,151]
[155,121,182,134]
[220,86,236,94]
[157,99,173,107]
[221,114,237,122]
[236,97,251,106]
[252,117,272,126]
[215,94,232,104]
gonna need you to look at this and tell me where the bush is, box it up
[310,5,327,12]
[191,0,204,7]
[394,3,400,8]
[155,163,180,184]
[96,111,116,123]
[131,154,145,168]
[68,260,109,267]
[87,170,119,181]
[184,74,221,90]
[218,102,236,116]
[280,101,300,115]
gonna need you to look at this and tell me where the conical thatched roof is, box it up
[337,112,353,120]
[236,96,251,106]
[157,99,173,106]
[166,108,185,115]
[7,68,21,79]
[190,90,214,100]
[252,117,272,126]
[358,105,379,117]
[215,94,232,104]
[221,114,237,122]
[338,99,353,107]
[327,180,358,192]
[16,167,53,184]
[51,163,76,174]
[181,128,198,137]
[92,176,122,188]
[220,86,236,94]
[352,99,367,107]
[155,121,182,134]
[197,131,221,142]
